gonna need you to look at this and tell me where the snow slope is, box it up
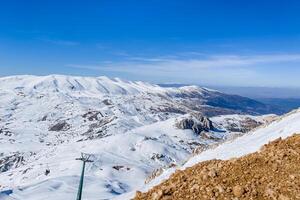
[185,108,300,167]
[0,115,246,200]
[0,119,196,199]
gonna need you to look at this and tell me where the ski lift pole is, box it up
[76,153,93,200]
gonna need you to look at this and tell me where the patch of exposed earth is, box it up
[135,134,300,200]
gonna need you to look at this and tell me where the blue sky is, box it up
[1,0,300,87]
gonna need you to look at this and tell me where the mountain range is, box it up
[0,75,296,200]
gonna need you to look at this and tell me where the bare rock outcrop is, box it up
[49,121,70,131]
[0,153,25,172]
[225,117,263,133]
[175,113,214,134]
[82,111,104,121]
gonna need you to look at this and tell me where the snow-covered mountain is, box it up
[0,75,277,199]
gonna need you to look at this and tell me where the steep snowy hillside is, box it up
[131,108,300,199]
[134,134,300,200]
[0,75,276,199]
[185,108,300,166]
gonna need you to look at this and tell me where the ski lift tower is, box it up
[75,153,93,200]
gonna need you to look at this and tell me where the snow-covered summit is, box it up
[0,75,165,96]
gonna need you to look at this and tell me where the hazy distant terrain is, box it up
[256,98,300,114]
[160,84,300,114]
[209,86,300,114]
[210,86,300,98]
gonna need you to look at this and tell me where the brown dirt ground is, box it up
[134,134,300,200]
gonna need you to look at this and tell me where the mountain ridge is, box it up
[0,74,278,116]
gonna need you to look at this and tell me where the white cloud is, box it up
[66,53,300,86]
[68,53,300,71]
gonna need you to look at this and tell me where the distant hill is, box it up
[256,98,300,114]
[160,84,300,114]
